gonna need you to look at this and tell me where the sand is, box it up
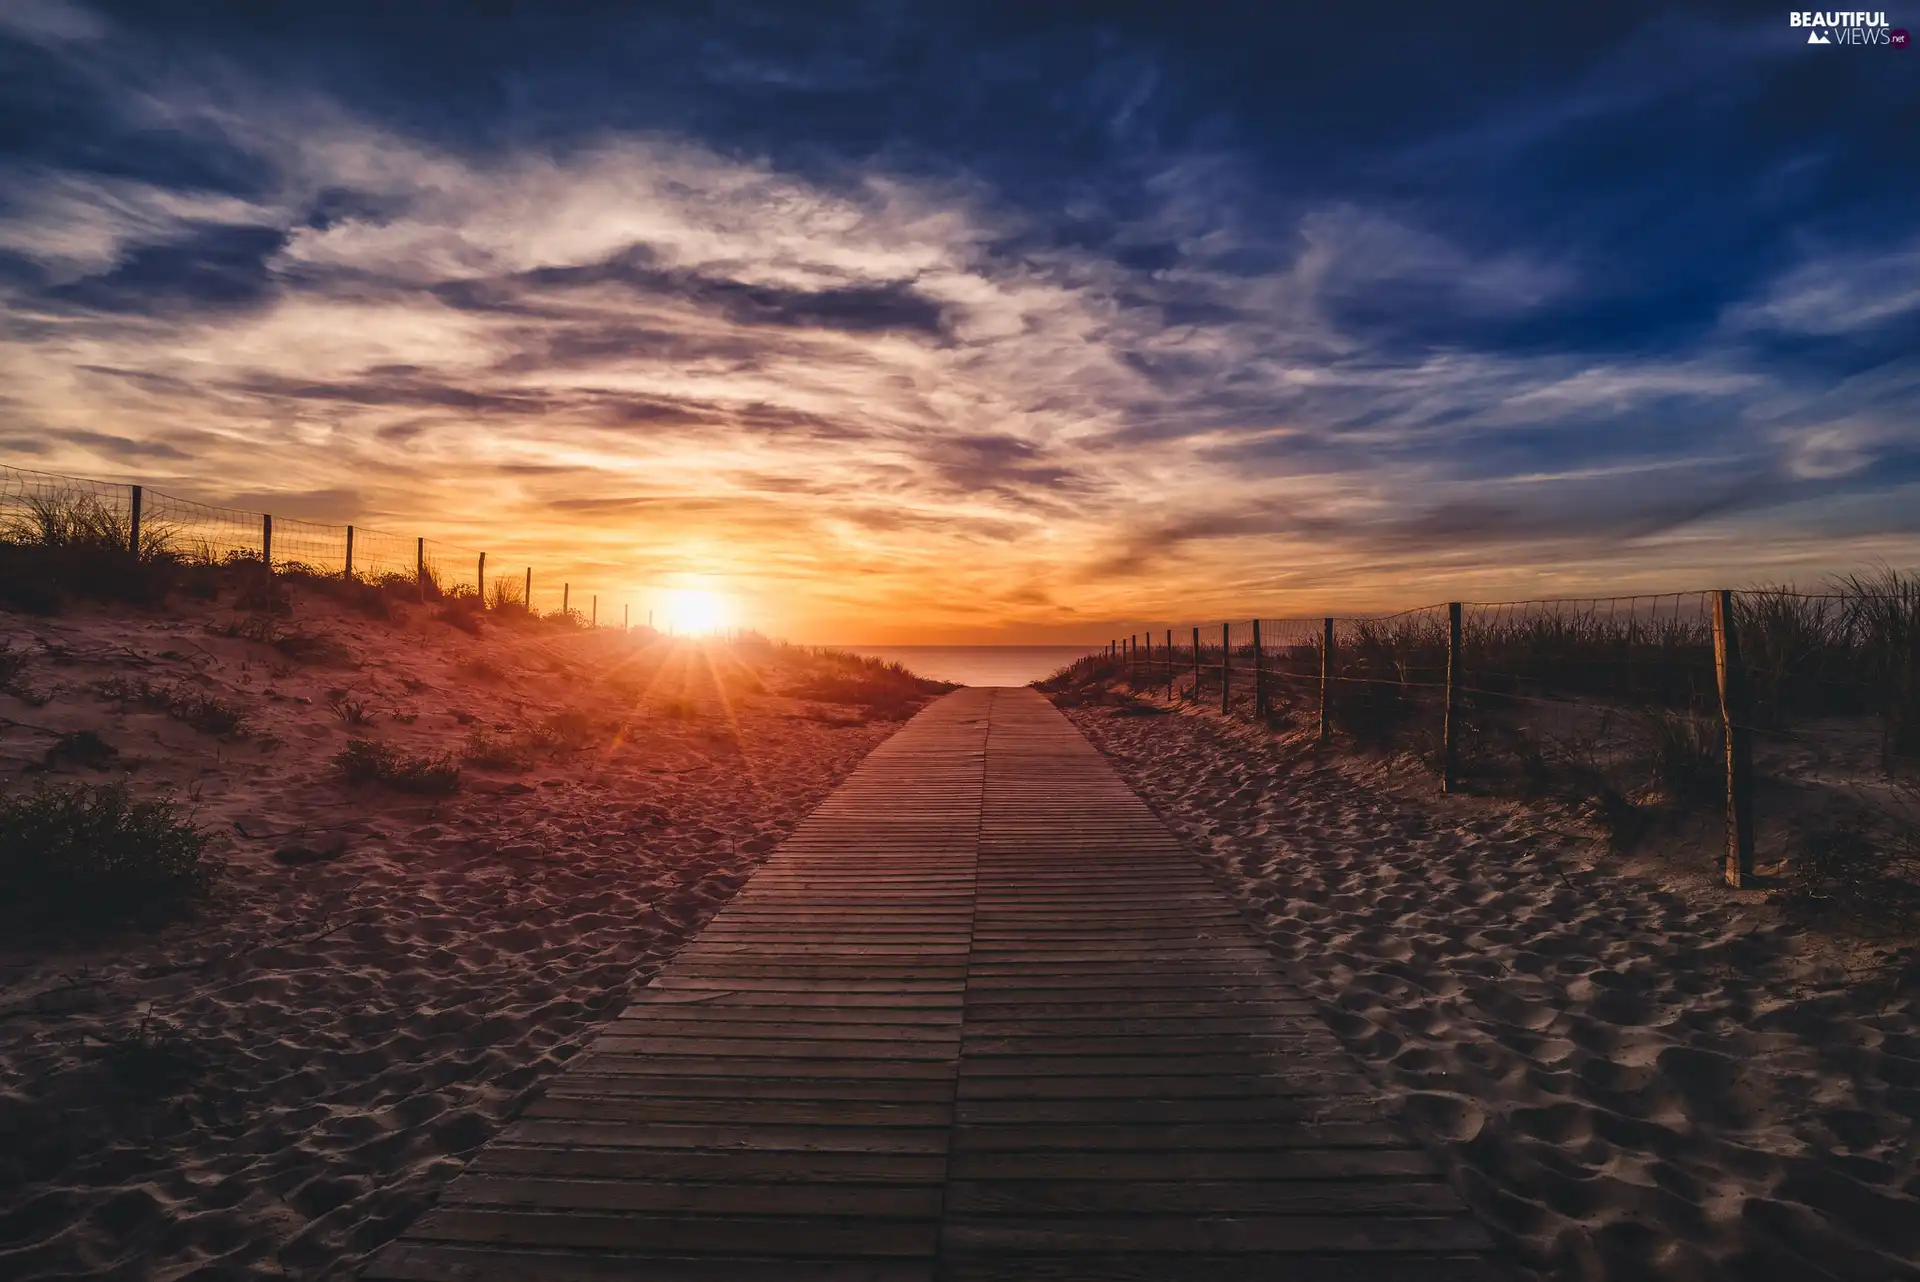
[0,585,909,1280]
[1060,698,1920,1281]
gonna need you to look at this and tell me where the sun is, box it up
[661,587,729,636]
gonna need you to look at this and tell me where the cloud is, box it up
[0,5,1913,639]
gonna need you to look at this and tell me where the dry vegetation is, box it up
[1042,575,1920,936]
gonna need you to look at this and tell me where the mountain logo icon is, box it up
[1807,28,1831,42]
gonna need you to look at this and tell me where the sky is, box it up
[0,1,1916,643]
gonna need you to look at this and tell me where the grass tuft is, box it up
[0,782,219,928]
[335,739,461,794]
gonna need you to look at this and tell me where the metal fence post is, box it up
[1713,590,1756,888]
[127,485,142,557]
[1320,617,1334,740]
[1443,602,1462,792]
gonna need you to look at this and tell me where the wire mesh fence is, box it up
[0,462,640,629]
[1093,583,1920,894]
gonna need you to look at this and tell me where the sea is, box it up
[833,645,1100,688]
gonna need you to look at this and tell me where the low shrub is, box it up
[787,650,954,720]
[174,691,248,736]
[324,688,375,725]
[98,676,250,737]
[44,729,119,770]
[0,493,180,613]
[1776,818,1920,933]
[335,739,461,794]
[461,728,532,770]
[0,782,219,927]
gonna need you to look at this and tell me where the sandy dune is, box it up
[1062,700,1920,1282]
[0,586,915,1280]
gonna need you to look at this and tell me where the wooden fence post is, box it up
[1252,619,1265,718]
[563,583,570,616]
[1221,622,1231,714]
[1320,617,1334,740]
[477,552,486,607]
[591,595,597,628]
[1713,590,1756,888]
[261,514,273,570]
[127,485,142,557]
[1165,629,1173,701]
[1192,626,1201,701]
[1443,602,1462,793]
[524,567,532,613]
[344,525,354,579]
[415,537,425,601]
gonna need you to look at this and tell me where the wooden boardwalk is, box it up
[365,688,1494,1281]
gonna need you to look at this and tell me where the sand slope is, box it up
[1063,701,1920,1282]
[0,587,910,1280]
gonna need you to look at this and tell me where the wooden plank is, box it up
[942,1215,1492,1253]
[408,1208,938,1255]
[446,1177,943,1217]
[367,1243,934,1281]
[945,1179,1471,1216]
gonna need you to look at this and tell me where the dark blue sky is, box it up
[1,0,1916,636]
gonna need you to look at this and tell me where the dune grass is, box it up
[784,647,957,720]
[335,739,461,794]
[0,782,219,928]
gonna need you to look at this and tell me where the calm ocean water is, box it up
[835,645,1099,687]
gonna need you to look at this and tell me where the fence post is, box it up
[127,485,142,557]
[344,526,355,579]
[1443,602,1462,793]
[1191,626,1201,700]
[477,552,486,607]
[1221,622,1231,714]
[563,583,570,616]
[1252,619,1264,718]
[261,514,273,570]
[415,537,426,602]
[1165,629,1173,701]
[591,595,597,628]
[1713,590,1756,888]
[1320,617,1334,740]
